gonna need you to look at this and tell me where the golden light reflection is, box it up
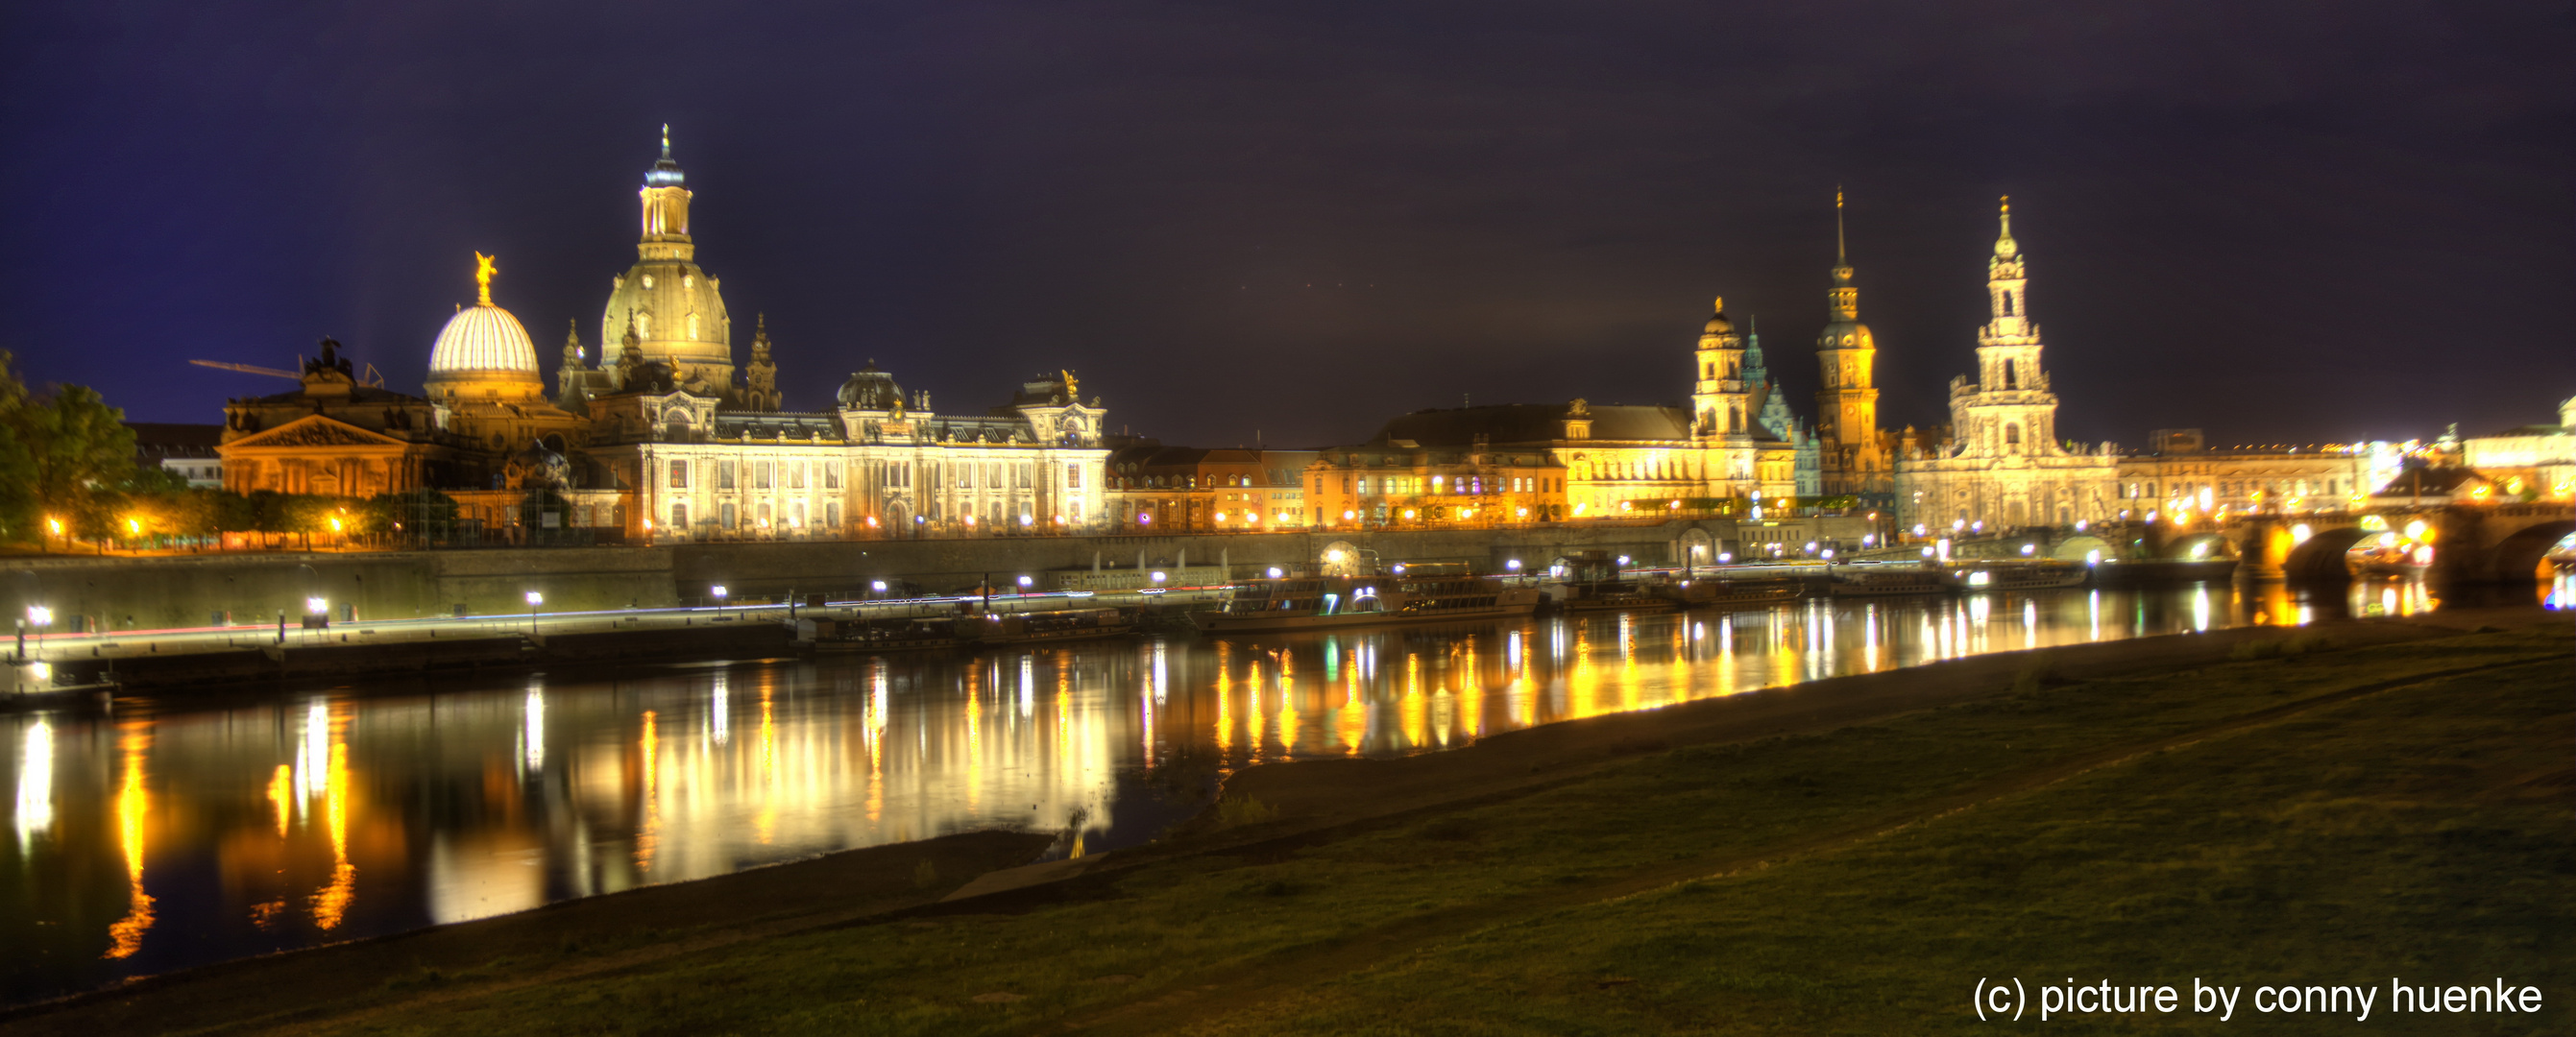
[309,707,355,930]
[966,665,984,809]
[637,710,660,872]
[1569,627,1600,719]
[1213,641,1232,758]
[755,687,778,845]
[102,726,155,959]
[1457,642,1481,740]
[1401,653,1426,748]
[267,763,292,838]
[866,665,887,822]
[1336,650,1364,754]
[1056,663,1074,774]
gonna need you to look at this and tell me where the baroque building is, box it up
[1102,445,1318,532]
[2113,431,2379,518]
[1813,193,1895,502]
[1896,201,2120,528]
[1300,298,1797,526]
[225,130,1111,542]
[219,338,459,497]
[2462,396,2576,502]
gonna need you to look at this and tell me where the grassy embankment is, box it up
[17,618,2572,1036]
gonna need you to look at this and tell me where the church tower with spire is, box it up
[1952,197,2060,458]
[599,126,740,398]
[1894,198,2119,530]
[1814,190,1890,500]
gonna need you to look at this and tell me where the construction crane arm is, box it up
[190,360,301,379]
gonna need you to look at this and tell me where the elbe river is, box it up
[2,575,2558,1004]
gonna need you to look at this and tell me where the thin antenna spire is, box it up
[1835,186,1847,263]
[660,124,672,159]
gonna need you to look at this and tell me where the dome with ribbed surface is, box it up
[428,304,540,379]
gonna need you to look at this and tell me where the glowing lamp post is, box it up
[525,591,544,637]
[26,606,52,660]
[711,585,728,611]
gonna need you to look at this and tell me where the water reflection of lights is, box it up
[13,590,2365,997]
[522,685,547,774]
[638,711,661,870]
[103,726,155,959]
[266,763,292,838]
[13,717,52,851]
[712,671,731,746]
[2192,586,2212,632]
[298,700,328,805]
[310,708,356,930]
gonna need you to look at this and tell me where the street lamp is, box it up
[711,585,728,608]
[26,606,51,659]
[525,591,544,637]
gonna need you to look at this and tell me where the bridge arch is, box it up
[2281,525,2371,583]
[1676,528,1716,566]
[2163,532,2233,562]
[2485,521,2576,585]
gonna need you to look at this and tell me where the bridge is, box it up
[2223,502,2573,587]
[1833,499,2570,590]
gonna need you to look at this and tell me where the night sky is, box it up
[4,1,2567,449]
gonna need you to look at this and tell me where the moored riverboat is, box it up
[1193,574,1543,634]
[1667,576,1808,610]
[1943,560,2089,591]
[1826,565,1951,597]
[807,608,1138,655]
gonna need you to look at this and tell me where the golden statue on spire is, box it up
[474,252,498,306]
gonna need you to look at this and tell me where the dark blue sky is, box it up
[3,1,2567,447]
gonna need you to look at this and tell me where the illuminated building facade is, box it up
[1301,296,1794,527]
[1104,446,1316,532]
[2108,427,2383,518]
[1896,202,2120,528]
[218,338,463,497]
[1300,435,1569,527]
[2462,396,2576,501]
[224,132,1111,540]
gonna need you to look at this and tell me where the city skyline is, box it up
[5,2,2566,449]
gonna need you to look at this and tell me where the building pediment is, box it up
[224,414,411,450]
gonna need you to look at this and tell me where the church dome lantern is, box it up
[600,126,735,395]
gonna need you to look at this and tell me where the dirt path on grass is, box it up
[1047,641,2566,1035]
